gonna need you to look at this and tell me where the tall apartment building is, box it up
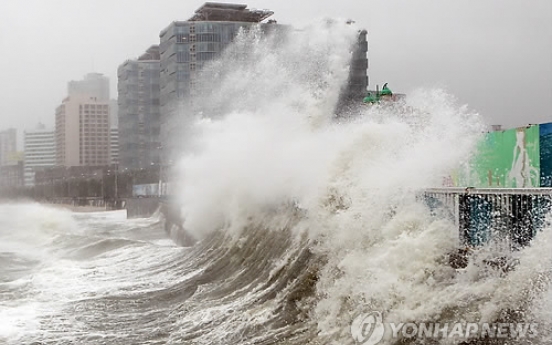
[0,128,17,166]
[68,73,110,101]
[159,3,275,164]
[55,95,111,167]
[109,99,119,165]
[117,45,161,170]
[110,99,119,128]
[56,73,112,167]
[110,127,119,165]
[336,29,369,115]
[23,124,55,186]
[156,3,368,164]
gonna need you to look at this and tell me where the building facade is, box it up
[109,99,119,128]
[55,95,111,167]
[0,128,17,166]
[110,127,119,165]
[336,29,369,114]
[0,161,24,190]
[159,3,275,164]
[156,3,369,164]
[23,124,56,187]
[117,45,161,170]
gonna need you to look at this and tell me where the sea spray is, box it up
[170,18,551,345]
[173,20,359,239]
[1,18,546,345]
[172,24,484,241]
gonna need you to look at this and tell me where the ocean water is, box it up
[1,20,550,345]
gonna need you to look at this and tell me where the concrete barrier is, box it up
[422,187,552,249]
[125,197,160,219]
[159,200,196,246]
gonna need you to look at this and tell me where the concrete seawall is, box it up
[125,198,160,219]
[159,200,196,246]
[38,197,125,211]
[42,196,161,219]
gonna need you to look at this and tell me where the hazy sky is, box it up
[0,0,551,138]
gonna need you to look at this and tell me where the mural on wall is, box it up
[507,127,540,187]
[453,125,541,188]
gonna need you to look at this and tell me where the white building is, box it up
[110,127,119,165]
[24,124,56,186]
[0,128,17,166]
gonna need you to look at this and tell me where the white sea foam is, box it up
[0,18,550,345]
[169,18,551,344]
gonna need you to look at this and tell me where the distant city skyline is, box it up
[0,0,551,134]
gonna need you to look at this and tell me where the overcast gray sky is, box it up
[0,0,550,138]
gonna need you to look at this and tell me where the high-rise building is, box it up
[336,29,369,115]
[110,99,119,128]
[0,161,24,190]
[0,128,17,166]
[110,127,119,165]
[158,3,275,164]
[56,73,112,167]
[68,73,110,101]
[23,123,55,187]
[55,94,111,167]
[117,45,161,170]
[157,3,368,163]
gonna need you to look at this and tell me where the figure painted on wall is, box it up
[508,129,539,187]
[362,92,378,104]
[379,83,393,101]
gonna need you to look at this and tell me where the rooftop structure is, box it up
[138,45,161,61]
[68,73,110,101]
[187,2,273,22]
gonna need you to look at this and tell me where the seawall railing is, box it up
[422,188,552,250]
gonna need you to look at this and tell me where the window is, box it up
[176,33,189,43]
[176,25,190,34]
[197,23,216,33]
[176,51,189,63]
[176,70,189,81]
[197,33,221,42]
[197,42,219,52]
[198,52,216,61]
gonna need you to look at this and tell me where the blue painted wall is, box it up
[540,123,552,187]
